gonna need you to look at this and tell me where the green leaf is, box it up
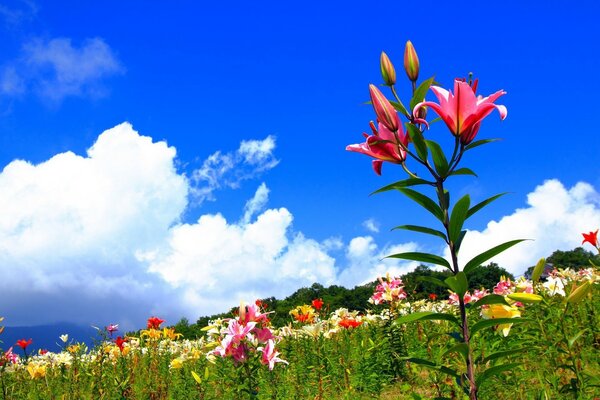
[466,193,508,219]
[454,230,467,253]
[391,224,447,241]
[409,76,435,110]
[445,272,468,297]
[450,167,478,177]
[406,123,428,161]
[395,311,460,327]
[475,363,520,387]
[463,239,528,274]
[482,348,528,363]
[464,138,500,151]
[425,140,449,176]
[390,100,410,118]
[387,251,451,270]
[442,342,469,361]
[449,194,470,243]
[471,294,509,308]
[567,329,588,349]
[531,258,546,283]
[371,178,431,195]
[398,188,445,222]
[471,318,530,336]
[506,293,543,303]
[401,357,460,379]
[417,276,450,289]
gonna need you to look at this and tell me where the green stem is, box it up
[560,304,584,396]
[436,178,478,399]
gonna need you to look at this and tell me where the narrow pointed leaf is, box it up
[395,311,460,327]
[482,348,528,363]
[466,193,508,219]
[531,258,546,283]
[471,318,530,336]
[398,188,444,222]
[476,363,520,387]
[449,194,470,243]
[463,239,528,274]
[442,342,469,361]
[454,230,467,253]
[406,123,428,161]
[426,140,449,176]
[389,100,410,118]
[392,224,447,241]
[402,357,461,378]
[445,272,468,297]
[409,77,435,110]
[371,178,431,195]
[450,168,478,177]
[387,251,451,270]
[471,294,509,308]
[567,329,588,349]
[464,138,500,151]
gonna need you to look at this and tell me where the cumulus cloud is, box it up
[3,123,595,329]
[0,123,187,327]
[452,179,600,276]
[1,37,123,102]
[190,135,279,204]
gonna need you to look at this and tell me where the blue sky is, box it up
[0,0,599,329]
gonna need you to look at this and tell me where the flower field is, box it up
[1,266,599,399]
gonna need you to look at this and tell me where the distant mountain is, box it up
[1,323,101,354]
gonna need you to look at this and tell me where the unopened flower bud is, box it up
[403,40,420,82]
[369,84,400,132]
[380,51,396,86]
[417,105,427,120]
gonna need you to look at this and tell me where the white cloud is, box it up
[362,218,380,233]
[3,123,596,329]
[0,123,187,327]
[241,183,269,224]
[336,236,420,287]
[451,179,600,276]
[190,135,279,204]
[1,37,123,102]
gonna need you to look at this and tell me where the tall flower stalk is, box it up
[347,41,524,400]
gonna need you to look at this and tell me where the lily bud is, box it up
[380,51,396,86]
[403,40,420,82]
[369,84,400,132]
[567,281,592,304]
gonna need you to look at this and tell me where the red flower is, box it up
[428,293,437,301]
[115,336,127,352]
[16,339,32,350]
[147,316,165,330]
[338,318,362,329]
[312,298,324,311]
[39,349,48,355]
[582,229,598,247]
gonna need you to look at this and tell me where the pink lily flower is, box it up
[259,339,288,370]
[227,319,256,341]
[413,79,507,145]
[346,120,409,175]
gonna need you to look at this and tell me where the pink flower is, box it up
[346,120,408,175]
[106,324,119,336]
[369,84,400,132]
[227,319,256,341]
[493,277,514,295]
[259,339,288,370]
[413,79,507,145]
[254,327,274,343]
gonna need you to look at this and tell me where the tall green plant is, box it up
[347,40,524,400]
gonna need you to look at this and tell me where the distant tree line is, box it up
[169,247,599,339]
